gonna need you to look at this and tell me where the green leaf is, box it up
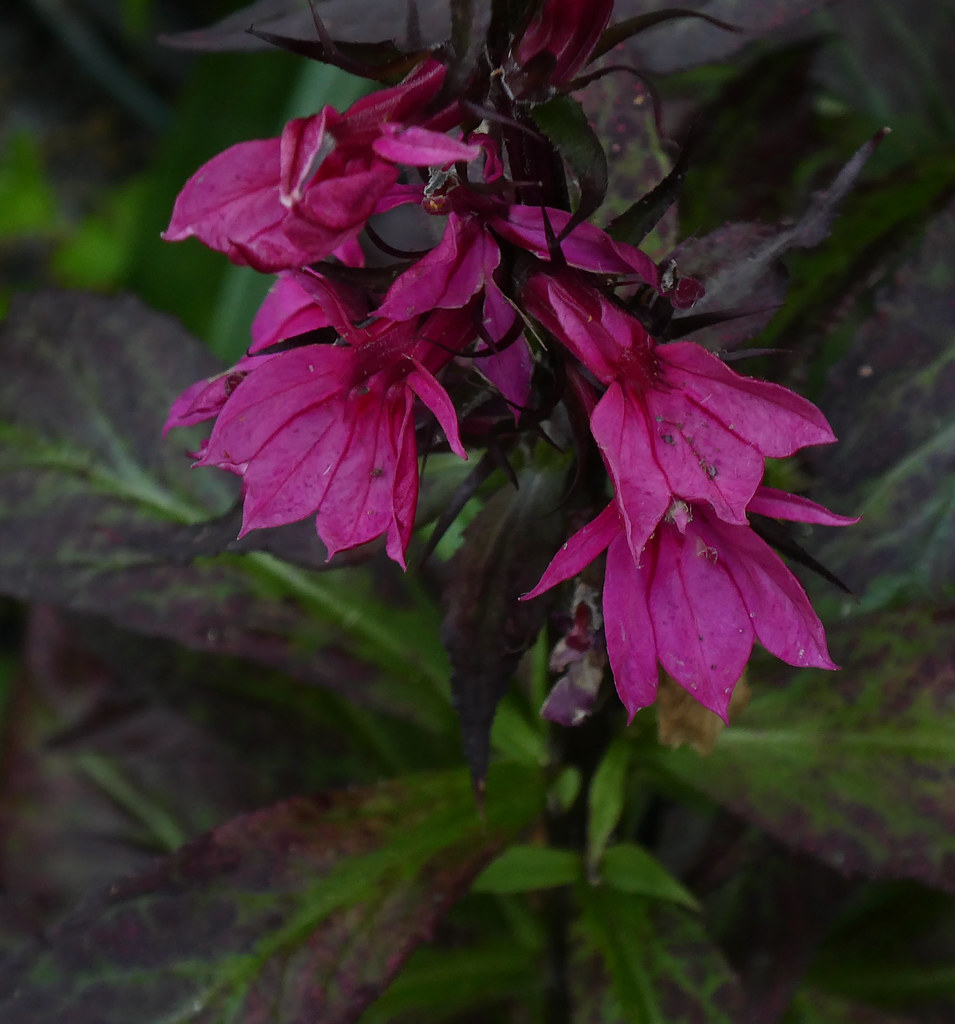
[473,845,582,894]
[650,608,955,892]
[573,887,742,1023]
[359,940,542,1023]
[490,694,549,768]
[600,843,699,911]
[531,93,608,227]
[0,763,545,1024]
[587,738,631,872]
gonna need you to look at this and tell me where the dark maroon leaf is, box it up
[674,130,886,348]
[0,607,269,949]
[789,993,942,1024]
[594,7,742,63]
[0,291,452,722]
[442,465,567,788]
[608,0,835,75]
[810,883,955,1021]
[0,763,544,1024]
[162,0,468,54]
[706,836,853,1024]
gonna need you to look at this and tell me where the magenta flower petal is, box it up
[477,279,533,414]
[249,275,333,354]
[338,59,449,144]
[481,284,532,411]
[699,511,837,670]
[590,383,674,557]
[524,271,643,383]
[602,528,660,719]
[748,486,859,525]
[163,138,313,271]
[198,347,351,467]
[649,523,754,722]
[279,107,337,206]
[372,124,482,165]
[376,213,495,320]
[659,343,837,456]
[164,354,273,435]
[277,386,407,558]
[373,184,427,214]
[522,501,620,600]
[290,269,369,341]
[645,383,765,526]
[407,359,467,458]
[285,151,399,257]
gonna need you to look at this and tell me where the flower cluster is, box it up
[164,0,854,723]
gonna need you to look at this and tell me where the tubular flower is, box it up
[169,304,472,568]
[162,60,478,272]
[524,270,837,557]
[161,5,861,730]
[524,488,858,721]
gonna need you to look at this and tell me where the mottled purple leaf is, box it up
[442,465,567,788]
[0,291,452,724]
[814,199,955,603]
[0,763,544,1024]
[0,607,274,949]
[652,607,955,892]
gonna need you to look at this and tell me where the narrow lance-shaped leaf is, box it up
[0,763,545,1024]
[442,463,568,790]
[673,129,888,348]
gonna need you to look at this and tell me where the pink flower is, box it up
[524,271,837,556]
[170,306,473,567]
[524,488,857,721]
[162,60,476,272]
[375,208,534,413]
